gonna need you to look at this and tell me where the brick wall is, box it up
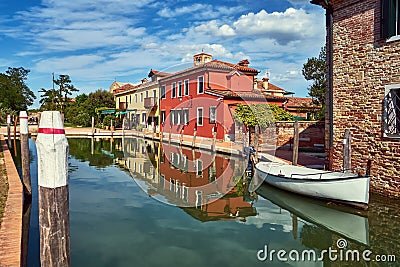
[274,121,325,150]
[234,121,325,151]
[329,0,400,197]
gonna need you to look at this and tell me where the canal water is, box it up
[12,137,399,266]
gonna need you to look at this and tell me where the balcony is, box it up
[144,97,158,109]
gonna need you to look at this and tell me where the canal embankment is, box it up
[0,125,325,168]
[0,135,23,267]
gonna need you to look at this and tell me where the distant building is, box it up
[312,0,400,197]
[113,70,169,132]
[109,81,128,94]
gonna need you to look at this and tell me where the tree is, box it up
[0,67,36,111]
[38,88,59,110]
[233,103,293,128]
[39,74,78,112]
[302,47,326,119]
[54,74,78,112]
[64,90,115,126]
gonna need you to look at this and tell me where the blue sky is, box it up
[0,0,326,108]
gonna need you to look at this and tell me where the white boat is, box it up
[255,162,370,209]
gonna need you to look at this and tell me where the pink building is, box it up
[159,53,261,141]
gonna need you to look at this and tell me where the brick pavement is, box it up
[0,136,22,267]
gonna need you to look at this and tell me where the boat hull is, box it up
[255,162,370,209]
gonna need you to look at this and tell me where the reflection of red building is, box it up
[159,144,246,207]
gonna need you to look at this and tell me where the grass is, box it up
[0,149,8,229]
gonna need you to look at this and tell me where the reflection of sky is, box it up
[68,155,322,267]
[240,202,295,233]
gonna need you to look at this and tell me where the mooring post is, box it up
[122,117,125,136]
[192,123,197,148]
[292,121,299,166]
[180,126,184,146]
[169,125,172,144]
[211,124,217,152]
[91,116,95,136]
[6,114,11,148]
[13,115,17,141]
[36,111,70,267]
[20,111,31,196]
[343,128,351,172]
[110,119,113,137]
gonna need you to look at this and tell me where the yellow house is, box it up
[110,80,128,94]
[113,69,170,132]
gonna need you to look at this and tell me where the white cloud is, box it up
[157,3,244,20]
[193,20,236,37]
[233,8,324,44]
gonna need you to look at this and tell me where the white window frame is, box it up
[183,109,189,125]
[196,159,203,177]
[197,75,204,94]
[184,79,189,96]
[161,85,166,99]
[170,110,175,125]
[384,84,400,138]
[197,107,203,126]
[172,82,176,98]
[178,81,182,97]
[161,110,166,124]
[384,0,400,42]
[209,106,216,124]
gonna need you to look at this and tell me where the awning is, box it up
[116,111,128,115]
[100,109,116,115]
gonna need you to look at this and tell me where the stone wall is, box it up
[234,121,325,151]
[274,121,325,150]
[329,0,400,197]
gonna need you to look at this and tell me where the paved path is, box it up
[275,149,325,168]
[0,136,22,267]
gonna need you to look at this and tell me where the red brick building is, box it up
[312,0,400,197]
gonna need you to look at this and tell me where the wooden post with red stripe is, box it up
[20,111,31,196]
[6,114,11,148]
[36,111,70,267]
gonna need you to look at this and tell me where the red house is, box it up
[159,53,270,141]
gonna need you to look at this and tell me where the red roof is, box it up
[285,97,314,108]
[113,83,135,94]
[206,88,288,101]
[148,69,171,78]
[256,79,287,93]
[208,60,259,74]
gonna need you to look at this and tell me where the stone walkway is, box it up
[0,136,22,267]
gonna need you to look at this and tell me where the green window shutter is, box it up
[382,0,397,38]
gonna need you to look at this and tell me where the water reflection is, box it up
[120,137,255,221]
[33,138,399,266]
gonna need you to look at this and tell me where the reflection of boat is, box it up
[255,162,370,209]
[255,182,369,246]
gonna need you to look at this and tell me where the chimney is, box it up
[194,52,212,66]
[141,78,148,84]
[238,59,249,67]
[262,78,269,89]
